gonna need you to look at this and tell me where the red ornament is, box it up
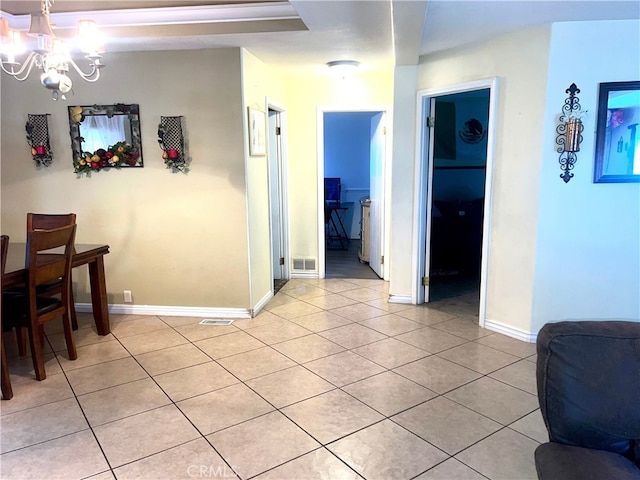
[106,151,114,159]
[91,162,100,170]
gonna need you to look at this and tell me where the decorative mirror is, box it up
[594,81,640,183]
[68,103,143,174]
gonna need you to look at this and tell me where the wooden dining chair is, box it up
[1,234,13,399]
[27,213,77,232]
[2,225,78,380]
[28,213,78,331]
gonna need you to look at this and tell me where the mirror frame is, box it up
[593,81,640,183]
[68,103,143,170]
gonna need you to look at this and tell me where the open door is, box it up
[268,107,288,287]
[413,78,498,327]
[369,112,386,278]
[426,91,489,303]
[422,98,436,300]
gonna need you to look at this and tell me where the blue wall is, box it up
[324,111,378,237]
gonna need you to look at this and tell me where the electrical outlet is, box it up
[124,290,132,303]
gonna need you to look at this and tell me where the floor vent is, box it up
[292,258,316,271]
[199,319,234,326]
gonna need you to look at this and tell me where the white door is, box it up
[422,98,436,301]
[369,112,385,278]
[268,109,284,281]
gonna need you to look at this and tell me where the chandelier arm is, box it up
[0,53,38,81]
[67,58,102,82]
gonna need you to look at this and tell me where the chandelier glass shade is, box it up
[0,0,104,100]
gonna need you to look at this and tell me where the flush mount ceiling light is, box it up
[0,0,105,100]
[327,60,360,76]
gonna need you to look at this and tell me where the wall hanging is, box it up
[593,80,640,183]
[68,104,143,175]
[556,83,584,183]
[157,116,187,172]
[25,114,52,167]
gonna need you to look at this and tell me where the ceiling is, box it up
[1,0,638,71]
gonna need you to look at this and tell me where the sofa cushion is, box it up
[535,443,640,480]
[536,321,640,463]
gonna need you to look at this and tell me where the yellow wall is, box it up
[416,25,552,332]
[275,67,394,269]
[241,49,275,311]
[1,48,253,309]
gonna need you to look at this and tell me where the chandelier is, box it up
[0,0,104,100]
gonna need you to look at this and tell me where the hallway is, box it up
[325,240,379,280]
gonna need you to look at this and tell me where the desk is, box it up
[3,243,111,335]
[325,202,352,250]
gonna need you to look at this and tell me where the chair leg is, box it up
[61,312,77,361]
[28,326,46,381]
[1,336,14,400]
[15,328,27,356]
[70,292,78,331]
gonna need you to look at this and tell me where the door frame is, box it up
[266,98,290,287]
[317,105,392,279]
[411,78,499,326]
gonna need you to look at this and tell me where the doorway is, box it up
[413,78,498,325]
[429,90,489,304]
[319,109,387,279]
[267,104,289,293]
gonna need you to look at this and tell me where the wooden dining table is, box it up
[2,243,111,335]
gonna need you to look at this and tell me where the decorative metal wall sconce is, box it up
[157,116,187,172]
[25,114,53,167]
[556,83,584,183]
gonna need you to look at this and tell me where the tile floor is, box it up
[0,278,546,480]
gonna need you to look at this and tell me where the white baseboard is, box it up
[75,303,252,319]
[290,272,319,279]
[250,291,273,317]
[388,294,413,304]
[484,318,537,344]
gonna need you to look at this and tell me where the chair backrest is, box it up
[536,320,640,461]
[25,225,76,297]
[27,213,76,232]
[324,178,341,204]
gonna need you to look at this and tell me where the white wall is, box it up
[242,49,274,312]
[414,26,552,332]
[389,66,419,299]
[275,68,393,273]
[531,20,640,331]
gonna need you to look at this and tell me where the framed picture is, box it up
[248,107,266,156]
[594,81,640,183]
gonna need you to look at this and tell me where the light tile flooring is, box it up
[0,278,546,480]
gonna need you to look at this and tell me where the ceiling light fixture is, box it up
[0,0,104,100]
[327,60,360,76]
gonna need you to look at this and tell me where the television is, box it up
[324,177,341,204]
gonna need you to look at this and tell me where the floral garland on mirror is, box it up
[73,141,140,174]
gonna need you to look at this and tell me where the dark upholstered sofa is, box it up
[535,320,640,479]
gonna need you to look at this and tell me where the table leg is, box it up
[88,256,110,335]
[1,337,13,400]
